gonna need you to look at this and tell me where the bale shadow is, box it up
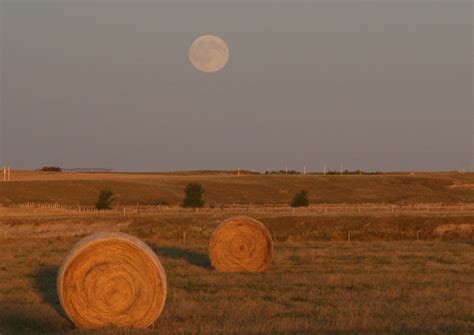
[0,310,59,334]
[33,266,68,321]
[153,246,211,269]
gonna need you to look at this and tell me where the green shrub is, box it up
[291,190,310,207]
[182,183,204,208]
[95,189,115,210]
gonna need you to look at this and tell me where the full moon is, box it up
[189,35,229,73]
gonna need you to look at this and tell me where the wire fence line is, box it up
[2,201,472,216]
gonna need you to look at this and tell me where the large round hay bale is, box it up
[209,216,273,272]
[57,232,167,329]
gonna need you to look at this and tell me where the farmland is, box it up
[0,171,473,334]
[0,170,473,206]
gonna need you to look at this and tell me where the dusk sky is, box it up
[1,0,472,172]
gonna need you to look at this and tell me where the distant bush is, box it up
[95,190,115,210]
[154,199,170,206]
[41,166,62,172]
[182,183,204,208]
[291,190,310,207]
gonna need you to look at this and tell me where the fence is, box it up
[5,201,473,216]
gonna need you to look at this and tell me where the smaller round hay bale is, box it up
[209,216,273,272]
[57,232,167,329]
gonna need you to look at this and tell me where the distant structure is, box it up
[2,166,11,181]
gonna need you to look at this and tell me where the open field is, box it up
[1,235,473,334]
[0,172,473,334]
[0,171,473,206]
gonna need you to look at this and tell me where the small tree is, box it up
[291,190,309,207]
[182,183,204,208]
[96,189,115,210]
[41,166,61,172]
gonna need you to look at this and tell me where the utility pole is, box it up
[340,163,343,175]
[303,164,306,175]
[323,163,326,175]
[285,164,288,175]
[7,166,11,181]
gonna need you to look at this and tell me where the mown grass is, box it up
[1,209,473,241]
[0,172,473,334]
[0,237,473,335]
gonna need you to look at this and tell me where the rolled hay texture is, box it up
[57,232,167,329]
[209,216,273,272]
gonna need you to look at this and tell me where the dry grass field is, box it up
[1,170,473,206]
[0,171,473,334]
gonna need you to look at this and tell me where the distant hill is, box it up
[0,171,472,206]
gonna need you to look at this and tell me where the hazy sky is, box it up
[1,0,472,172]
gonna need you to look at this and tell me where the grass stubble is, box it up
[1,215,473,334]
[0,172,473,334]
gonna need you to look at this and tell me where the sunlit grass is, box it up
[0,236,473,334]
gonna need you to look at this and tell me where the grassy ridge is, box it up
[0,172,473,206]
